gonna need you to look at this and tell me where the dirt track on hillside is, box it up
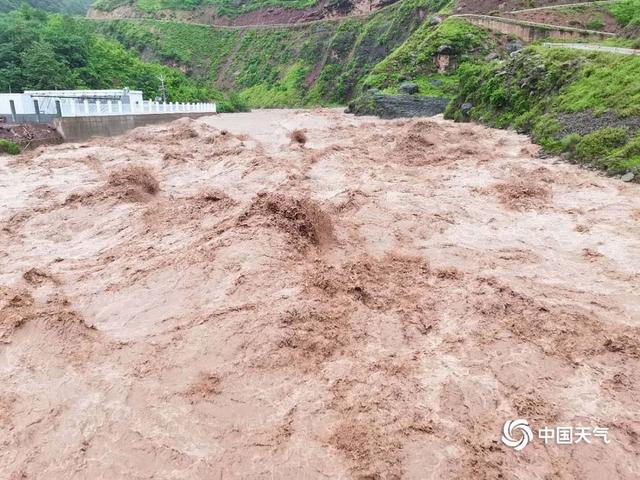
[1,109,639,479]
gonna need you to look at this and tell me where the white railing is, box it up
[60,100,216,117]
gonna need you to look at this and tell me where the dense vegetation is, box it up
[607,0,640,28]
[92,0,450,106]
[0,6,240,109]
[607,0,640,38]
[445,47,640,175]
[0,0,93,14]
[0,139,21,155]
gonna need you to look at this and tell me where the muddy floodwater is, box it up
[1,109,639,478]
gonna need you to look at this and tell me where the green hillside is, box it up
[91,0,450,107]
[607,0,640,37]
[446,46,640,175]
[345,12,640,177]
[361,17,491,98]
[0,0,94,14]
[0,6,243,110]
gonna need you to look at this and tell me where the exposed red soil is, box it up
[87,0,392,27]
[453,0,606,15]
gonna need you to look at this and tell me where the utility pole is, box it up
[157,75,167,103]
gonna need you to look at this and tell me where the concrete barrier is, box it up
[453,14,614,42]
[52,112,214,142]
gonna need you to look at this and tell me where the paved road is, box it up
[452,13,615,36]
[543,42,640,55]
[508,0,618,14]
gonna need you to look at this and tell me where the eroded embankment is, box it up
[0,109,639,479]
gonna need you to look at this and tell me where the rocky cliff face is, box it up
[347,89,450,118]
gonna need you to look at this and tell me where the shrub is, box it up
[575,128,629,161]
[531,115,562,151]
[560,134,581,154]
[608,0,640,26]
[609,132,640,158]
[0,139,20,155]
[586,18,604,30]
[604,132,640,172]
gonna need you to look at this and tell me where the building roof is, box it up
[23,89,142,99]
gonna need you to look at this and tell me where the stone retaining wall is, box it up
[455,14,614,42]
[53,112,214,142]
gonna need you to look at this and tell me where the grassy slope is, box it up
[606,0,640,38]
[606,0,640,27]
[361,17,491,98]
[0,0,94,14]
[445,46,640,175]
[90,0,449,107]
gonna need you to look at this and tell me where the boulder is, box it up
[347,91,450,119]
[621,172,635,182]
[505,40,524,53]
[399,82,419,95]
[429,16,442,26]
[437,44,453,55]
[461,102,473,112]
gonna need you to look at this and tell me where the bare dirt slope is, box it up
[1,109,639,479]
[505,7,621,33]
[87,0,393,26]
[453,0,601,15]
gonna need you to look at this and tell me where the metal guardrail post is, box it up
[33,99,41,123]
[9,100,16,123]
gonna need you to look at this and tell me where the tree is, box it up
[19,41,75,89]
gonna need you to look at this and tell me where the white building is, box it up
[0,88,215,122]
[0,89,143,116]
